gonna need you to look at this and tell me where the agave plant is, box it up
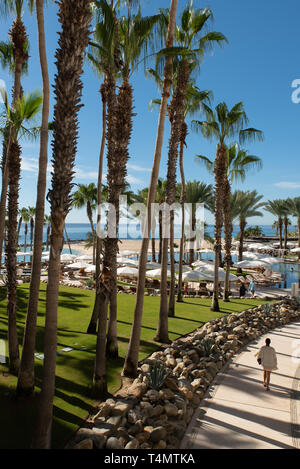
[262,303,272,316]
[201,338,214,357]
[149,361,170,390]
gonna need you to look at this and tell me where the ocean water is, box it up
[15,223,277,244]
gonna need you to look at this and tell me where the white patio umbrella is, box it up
[197,248,213,253]
[192,259,213,267]
[119,250,138,257]
[259,256,282,265]
[146,268,172,278]
[74,254,93,262]
[85,264,96,273]
[117,257,139,266]
[65,261,89,269]
[172,264,191,272]
[17,251,33,257]
[234,259,269,268]
[291,247,300,253]
[182,270,213,283]
[61,253,78,262]
[117,266,139,278]
[145,262,161,270]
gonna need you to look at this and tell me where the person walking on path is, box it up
[249,280,256,297]
[255,338,278,391]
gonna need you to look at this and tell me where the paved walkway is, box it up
[181,321,300,449]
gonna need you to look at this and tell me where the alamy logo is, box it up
[291,79,300,104]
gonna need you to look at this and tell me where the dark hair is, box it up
[265,338,271,346]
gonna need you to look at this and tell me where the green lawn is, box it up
[0,284,270,448]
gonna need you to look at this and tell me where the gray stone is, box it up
[125,438,140,449]
[106,437,124,450]
[150,426,167,443]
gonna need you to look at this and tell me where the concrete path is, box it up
[181,322,300,449]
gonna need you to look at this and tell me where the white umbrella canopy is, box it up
[61,253,78,262]
[291,247,300,253]
[117,257,139,266]
[85,264,96,273]
[259,256,282,264]
[74,254,93,262]
[117,266,139,278]
[234,259,269,268]
[197,248,213,254]
[146,268,172,278]
[17,251,33,257]
[192,259,213,267]
[65,261,89,269]
[119,250,138,257]
[195,264,225,274]
[247,243,267,250]
[172,264,191,272]
[145,262,161,270]
[182,270,213,282]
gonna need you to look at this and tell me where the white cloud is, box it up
[126,174,144,185]
[127,163,151,172]
[274,181,300,189]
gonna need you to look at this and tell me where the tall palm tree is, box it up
[31,0,92,449]
[192,102,263,311]
[232,190,264,264]
[155,4,227,342]
[184,180,214,264]
[27,206,35,252]
[289,197,300,259]
[264,199,287,250]
[122,0,179,378]
[17,206,29,247]
[44,214,51,250]
[19,0,50,399]
[73,183,97,261]
[0,0,30,269]
[1,89,42,375]
[196,142,263,300]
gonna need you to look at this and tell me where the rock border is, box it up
[69,297,300,450]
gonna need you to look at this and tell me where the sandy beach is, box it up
[68,238,213,256]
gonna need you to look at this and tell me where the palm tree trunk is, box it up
[87,82,107,335]
[151,218,156,262]
[24,225,27,262]
[168,210,175,316]
[211,143,227,312]
[64,225,72,254]
[279,217,283,250]
[0,131,12,268]
[156,58,189,342]
[31,0,92,448]
[298,217,300,261]
[6,141,21,375]
[17,0,50,397]
[93,288,109,396]
[238,218,246,267]
[122,0,178,378]
[158,211,162,264]
[177,127,186,303]
[284,217,288,251]
[46,225,50,250]
[223,176,232,302]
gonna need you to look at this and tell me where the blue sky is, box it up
[1,0,300,226]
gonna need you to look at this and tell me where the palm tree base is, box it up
[210,295,220,312]
[153,334,171,344]
[9,358,20,377]
[106,339,119,359]
[92,374,108,398]
[16,383,35,398]
[122,357,138,379]
[168,309,175,317]
[86,321,97,334]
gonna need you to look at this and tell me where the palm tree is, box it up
[196,142,263,300]
[44,214,51,250]
[289,197,300,259]
[192,102,263,311]
[17,207,29,247]
[264,199,287,250]
[0,0,30,269]
[17,0,51,399]
[73,183,97,261]
[232,190,264,265]
[1,89,42,375]
[155,4,227,342]
[27,206,35,252]
[122,0,179,378]
[31,0,92,449]
[184,180,214,264]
